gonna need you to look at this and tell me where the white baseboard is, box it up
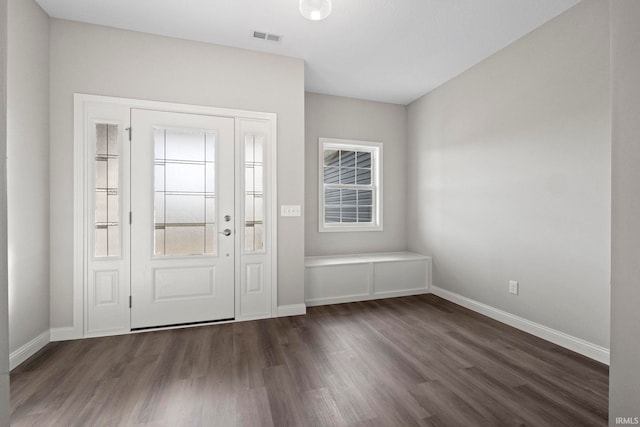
[10,330,51,371]
[277,304,307,317]
[50,326,82,342]
[431,286,610,365]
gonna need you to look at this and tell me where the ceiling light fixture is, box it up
[300,0,332,21]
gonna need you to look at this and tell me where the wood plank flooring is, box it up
[10,295,609,426]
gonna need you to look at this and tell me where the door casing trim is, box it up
[72,93,278,339]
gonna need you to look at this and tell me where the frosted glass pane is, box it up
[108,159,119,188]
[245,134,266,253]
[165,163,205,193]
[254,137,264,163]
[154,129,165,159]
[165,226,205,256]
[95,192,107,223]
[96,160,107,189]
[245,195,254,222]
[94,122,119,258]
[155,165,165,191]
[324,150,339,166]
[154,193,165,224]
[95,225,120,257]
[154,126,215,257]
[245,136,255,162]
[107,124,118,155]
[324,167,339,184]
[254,196,264,222]
[245,226,254,252]
[95,228,107,257]
[165,129,205,162]
[205,224,216,254]
[205,133,215,162]
[205,197,216,224]
[205,163,215,193]
[96,124,108,156]
[165,194,204,224]
[254,165,264,193]
[108,225,120,255]
[254,223,264,251]
[155,229,165,256]
[245,195,264,224]
[245,167,254,192]
[107,194,119,223]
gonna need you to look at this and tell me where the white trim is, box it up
[74,94,277,121]
[234,115,242,323]
[277,304,307,317]
[305,251,429,267]
[50,326,81,342]
[270,118,279,317]
[10,331,50,370]
[72,95,87,341]
[430,286,610,365]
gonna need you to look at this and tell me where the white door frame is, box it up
[71,93,278,339]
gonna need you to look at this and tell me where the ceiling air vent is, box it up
[252,31,281,43]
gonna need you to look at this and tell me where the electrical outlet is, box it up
[509,280,519,295]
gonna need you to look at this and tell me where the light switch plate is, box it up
[509,280,519,295]
[281,205,301,217]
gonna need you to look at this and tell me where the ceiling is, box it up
[35,0,581,105]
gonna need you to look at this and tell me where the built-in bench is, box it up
[304,252,432,306]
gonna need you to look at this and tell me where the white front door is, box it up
[130,109,235,329]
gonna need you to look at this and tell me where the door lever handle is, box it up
[219,228,232,237]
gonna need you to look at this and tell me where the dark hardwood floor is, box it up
[10,295,608,426]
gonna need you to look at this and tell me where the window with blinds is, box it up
[319,138,382,232]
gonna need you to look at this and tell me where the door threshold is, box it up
[131,318,235,332]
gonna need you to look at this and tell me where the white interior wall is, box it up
[304,92,407,256]
[610,0,640,420]
[6,0,50,355]
[406,0,610,349]
[49,19,305,329]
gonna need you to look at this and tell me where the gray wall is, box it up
[610,0,640,421]
[406,0,610,348]
[0,0,9,422]
[305,92,407,255]
[49,20,305,328]
[7,0,50,355]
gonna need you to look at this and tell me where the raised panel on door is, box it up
[130,109,235,329]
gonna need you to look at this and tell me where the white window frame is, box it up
[318,137,383,233]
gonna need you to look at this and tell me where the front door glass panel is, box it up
[153,129,216,256]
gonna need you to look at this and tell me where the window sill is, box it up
[319,224,383,233]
